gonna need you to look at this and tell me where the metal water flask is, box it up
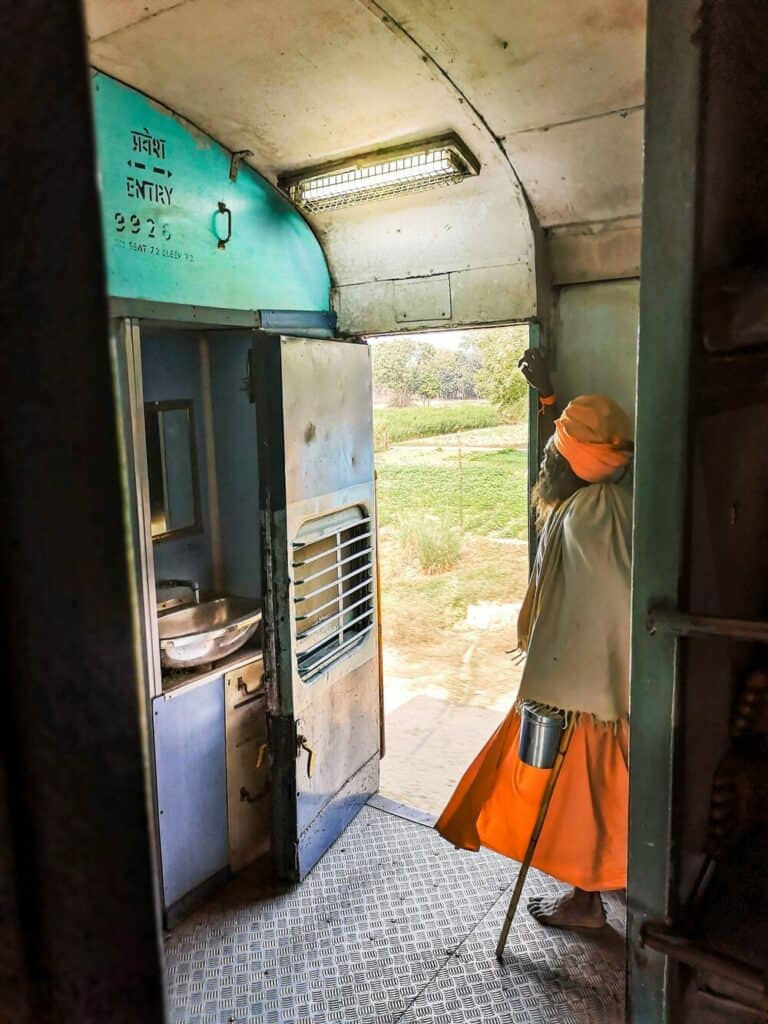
[518,702,566,769]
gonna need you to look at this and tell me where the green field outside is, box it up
[373,401,503,449]
[376,447,528,540]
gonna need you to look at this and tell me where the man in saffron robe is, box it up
[436,351,633,929]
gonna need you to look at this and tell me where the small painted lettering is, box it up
[126,160,173,180]
[125,177,174,205]
[131,128,166,160]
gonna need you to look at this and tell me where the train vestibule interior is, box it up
[4,1,768,1023]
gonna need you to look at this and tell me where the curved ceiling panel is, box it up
[85,0,646,330]
[507,108,645,227]
[378,0,645,133]
[89,0,459,177]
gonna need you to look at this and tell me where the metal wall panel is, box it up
[549,219,641,286]
[293,661,380,838]
[393,274,451,324]
[141,328,214,589]
[153,678,228,908]
[89,72,330,312]
[281,340,374,504]
[335,262,537,335]
[208,331,262,599]
[551,280,640,425]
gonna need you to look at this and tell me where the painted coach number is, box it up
[114,213,172,241]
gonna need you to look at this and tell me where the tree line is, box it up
[371,326,530,416]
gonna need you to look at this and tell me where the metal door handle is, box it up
[296,734,315,778]
[255,742,267,769]
[215,201,232,249]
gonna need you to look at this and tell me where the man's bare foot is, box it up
[527,888,606,929]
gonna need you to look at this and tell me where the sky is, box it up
[368,331,466,351]
[366,326,526,351]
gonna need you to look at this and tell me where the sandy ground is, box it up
[378,531,529,817]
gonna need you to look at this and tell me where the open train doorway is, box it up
[370,324,533,818]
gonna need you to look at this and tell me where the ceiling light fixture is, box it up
[278,134,480,213]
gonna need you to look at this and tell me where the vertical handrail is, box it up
[374,470,385,759]
[527,321,542,573]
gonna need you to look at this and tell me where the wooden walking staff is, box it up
[495,717,576,960]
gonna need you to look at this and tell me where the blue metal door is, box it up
[251,336,381,881]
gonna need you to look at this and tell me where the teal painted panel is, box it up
[91,72,330,312]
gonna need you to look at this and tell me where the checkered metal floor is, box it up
[165,803,626,1023]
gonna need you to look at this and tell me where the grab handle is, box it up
[215,201,232,249]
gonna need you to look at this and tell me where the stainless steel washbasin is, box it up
[157,596,262,669]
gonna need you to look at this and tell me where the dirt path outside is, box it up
[376,424,529,816]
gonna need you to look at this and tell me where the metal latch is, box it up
[237,673,261,697]
[229,149,253,182]
[296,733,315,778]
[647,605,768,644]
[240,785,267,803]
[239,742,269,803]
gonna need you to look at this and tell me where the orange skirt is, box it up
[435,707,628,892]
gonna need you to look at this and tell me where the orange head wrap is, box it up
[553,395,633,484]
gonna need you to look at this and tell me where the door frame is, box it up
[627,0,701,1017]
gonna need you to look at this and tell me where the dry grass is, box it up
[396,515,462,574]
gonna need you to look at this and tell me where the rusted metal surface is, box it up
[0,0,165,1020]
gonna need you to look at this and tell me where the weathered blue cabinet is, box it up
[152,677,228,911]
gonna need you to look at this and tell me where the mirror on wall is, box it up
[144,399,202,542]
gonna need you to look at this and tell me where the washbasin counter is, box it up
[160,640,264,696]
[157,595,262,670]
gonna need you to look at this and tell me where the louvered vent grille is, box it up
[293,508,374,683]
